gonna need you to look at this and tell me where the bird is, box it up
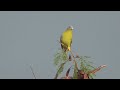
[60,26,73,52]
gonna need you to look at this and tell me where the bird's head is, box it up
[67,26,74,30]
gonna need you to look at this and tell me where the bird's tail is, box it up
[61,44,66,52]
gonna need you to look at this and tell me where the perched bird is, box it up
[60,26,73,52]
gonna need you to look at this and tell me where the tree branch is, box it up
[30,65,36,79]
[88,65,106,74]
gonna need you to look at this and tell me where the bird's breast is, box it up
[62,31,72,45]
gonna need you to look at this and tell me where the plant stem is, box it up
[30,65,36,79]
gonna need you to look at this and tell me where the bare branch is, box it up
[88,65,107,74]
[30,65,37,79]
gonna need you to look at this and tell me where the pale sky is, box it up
[0,11,120,79]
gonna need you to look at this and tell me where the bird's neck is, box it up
[66,29,72,32]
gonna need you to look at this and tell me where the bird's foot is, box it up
[68,47,71,51]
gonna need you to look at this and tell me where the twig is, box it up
[54,60,67,79]
[88,65,107,74]
[66,66,73,77]
[70,50,79,71]
[72,50,80,58]
[54,63,64,79]
[30,65,37,79]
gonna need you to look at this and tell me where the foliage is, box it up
[54,49,97,79]
[73,65,78,79]
[54,49,68,66]
[78,56,96,79]
[72,56,96,79]
[54,49,69,78]
[54,61,67,79]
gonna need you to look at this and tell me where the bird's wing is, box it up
[70,38,72,47]
[60,35,63,44]
[60,35,63,49]
[60,35,62,42]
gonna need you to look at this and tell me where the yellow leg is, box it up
[68,47,71,51]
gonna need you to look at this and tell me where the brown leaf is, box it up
[83,73,89,79]
[77,70,89,79]
[77,70,84,79]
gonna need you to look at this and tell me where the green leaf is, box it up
[54,61,67,79]
[84,56,91,58]
[78,56,96,76]
[88,73,96,79]
[54,49,68,66]
[73,65,78,79]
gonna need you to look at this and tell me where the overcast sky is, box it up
[0,11,120,79]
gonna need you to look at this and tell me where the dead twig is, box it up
[70,50,79,71]
[88,65,107,74]
[30,65,36,79]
